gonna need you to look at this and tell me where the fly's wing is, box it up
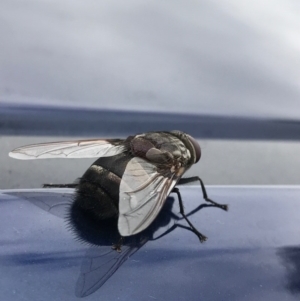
[118,157,178,236]
[9,139,126,160]
[76,238,148,297]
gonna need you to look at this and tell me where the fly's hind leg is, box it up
[43,183,79,188]
[172,187,207,243]
[177,177,228,211]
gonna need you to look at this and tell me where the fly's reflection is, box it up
[70,196,179,297]
[68,194,217,297]
[6,189,221,297]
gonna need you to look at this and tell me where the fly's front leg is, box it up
[177,177,228,211]
[172,187,207,243]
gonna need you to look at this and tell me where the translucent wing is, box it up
[76,238,148,297]
[118,157,177,236]
[9,139,126,160]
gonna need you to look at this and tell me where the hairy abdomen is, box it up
[72,152,133,221]
[68,153,133,243]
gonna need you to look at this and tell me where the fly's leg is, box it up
[177,177,228,211]
[43,183,79,188]
[112,237,124,253]
[172,187,207,243]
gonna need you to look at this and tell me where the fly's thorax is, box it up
[132,131,193,168]
[129,136,156,159]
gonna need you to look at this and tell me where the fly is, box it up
[9,130,228,250]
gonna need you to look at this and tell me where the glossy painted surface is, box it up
[0,186,300,300]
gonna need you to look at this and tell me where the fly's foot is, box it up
[198,234,207,243]
[111,237,124,253]
[204,197,228,212]
[111,244,122,253]
[219,204,228,211]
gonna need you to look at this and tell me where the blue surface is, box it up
[0,186,300,300]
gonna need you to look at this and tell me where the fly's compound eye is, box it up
[187,135,201,163]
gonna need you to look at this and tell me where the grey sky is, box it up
[1,0,300,118]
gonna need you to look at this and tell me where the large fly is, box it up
[9,130,228,250]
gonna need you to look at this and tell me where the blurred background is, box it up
[1,0,300,188]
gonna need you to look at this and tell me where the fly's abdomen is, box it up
[68,153,132,245]
[72,152,133,221]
